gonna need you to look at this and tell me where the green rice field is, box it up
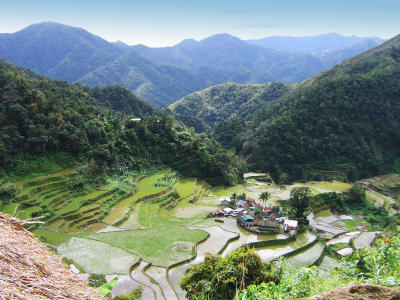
[1,168,394,299]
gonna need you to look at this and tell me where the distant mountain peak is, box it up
[176,38,197,47]
[200,33,242,44]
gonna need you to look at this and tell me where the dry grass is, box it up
[0,213,103,299]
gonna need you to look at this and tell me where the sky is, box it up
[0,0,398,46]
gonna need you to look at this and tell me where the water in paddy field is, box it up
[254,231,316,262]
[286,242,324,267]
[314,209,332,218]
[219,218,286,256]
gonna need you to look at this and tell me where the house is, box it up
[238,215,254,226]
[258,220,279,232]
[269,214,278,221]
[236,200,245,207]
[263,207,272,213]
[214,209,224,217]
[223,207,233,216]
[233,208,246,214]
[284,219,298,229]
[219,197,230,206]
[247,198,255,203]
[276,217,288,224]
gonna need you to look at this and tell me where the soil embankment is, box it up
[0,213,102,299]
[304,284,400,300]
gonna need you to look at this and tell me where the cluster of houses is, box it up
[214,196,298,234]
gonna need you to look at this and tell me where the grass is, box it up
[77,226,208,267]
[102,170,169,225]
[329,242,350,252]
[307,181,352,192]
[341,217,368,231]
[213,183,250,197]
[58,237,140,275]
[366,190,394,207]
[33,228,72,245]
[18,206,42,219]
[56,189,108,215]
[174,178,196,198]
[0,203,18,215]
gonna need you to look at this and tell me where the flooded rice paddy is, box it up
[1,169,391,299]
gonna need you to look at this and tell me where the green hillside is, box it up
[242,34,400,182]
[170,34,400,183]
[170,82,291,131]
[0,58,245,185]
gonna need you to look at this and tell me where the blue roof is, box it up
[241,215,254,222]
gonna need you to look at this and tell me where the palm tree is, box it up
[258,191,270,206]
[230,193,237,202]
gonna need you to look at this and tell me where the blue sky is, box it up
[0,0,398,46]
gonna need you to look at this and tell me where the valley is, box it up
[0,10,399,300]
[2,167,397,299]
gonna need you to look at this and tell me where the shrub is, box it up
[180,246,279,300]
[0,181,18,204]
[88,274,106,288]
[114,287,143,300]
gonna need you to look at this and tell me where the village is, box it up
[213,192,298,235]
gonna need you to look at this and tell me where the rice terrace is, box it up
[2,165,399,299]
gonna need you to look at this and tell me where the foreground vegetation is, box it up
[180,228,400,300]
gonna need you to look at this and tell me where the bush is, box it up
[114,287,143,300]
[0,181,18,204]
[88,274,106,288]
[180,246,279,300]
[237,228,400,299]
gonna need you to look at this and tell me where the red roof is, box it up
[247,198,255,202]
[263,207,272,211]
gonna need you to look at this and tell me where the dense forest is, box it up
[169,82,291,132]
[173,35,400,183]
[0,59,245,185]
[240,35,400,183]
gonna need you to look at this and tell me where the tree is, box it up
[180,246,279,300]
[238,193,247,201]
[288,187,311,224]
[259,191,270,205]
[230,193,237,202]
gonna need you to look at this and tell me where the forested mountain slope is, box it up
[78,50,207,108]
[0,59,244,185]
[169,82,291,131]
[241,34,400,183]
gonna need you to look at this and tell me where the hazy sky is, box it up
[0,0,398,46]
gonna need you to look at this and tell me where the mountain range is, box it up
[173,34,400,183]
[0,22,383,107]
[246,33,384,54]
